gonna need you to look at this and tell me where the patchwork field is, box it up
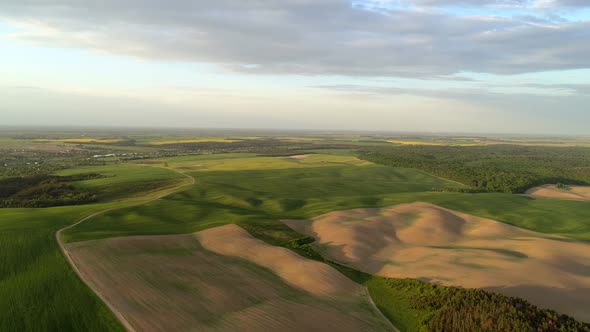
[147,138,243,145]
[0,165,187,331]
[62,158,590,243]
[4,139,590,331]
[527,185,590,201]
[283,202,590,321]
[61,155,463,242]
[160,153,373,172]
[65,225,393,332]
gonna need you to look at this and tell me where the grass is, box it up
[160,153,372,172]
[63,154,590,242]
[62,162,460,242]
[388,140,450,146]
[399,192,590,241]
[366,278,431,332]
[55,164,186,201]
[6,151,590,330]
[0,164,187,331]
[160,153,258,162]
[0,139,41,147]
[0,204,125,331]
[147,138,243,145]
[34,138,124,144]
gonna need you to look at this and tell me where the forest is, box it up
[372,278,590,332]
[359,145,590,193]
[0,173,102,208]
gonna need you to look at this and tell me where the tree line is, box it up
[0,173,103,208]
[385,278,589,332]
[359,145,590,193]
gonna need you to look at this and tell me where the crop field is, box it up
[64,225,393,332]
[283,202,590,321]
[0,165,186,331]
[62,154,462,242]
[377,192,590,241]
[63,153,590,243]
[0,204,126,331]
[34,138,125,144]
[387,140,457,146]
[147,138,244,145]
[3,134,590,332]
[160,153,372,172]
[4,0,590,326]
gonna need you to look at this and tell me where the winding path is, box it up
[55,167,195,332]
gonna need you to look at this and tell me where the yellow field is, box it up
[148,138,242,145]
[387,140,447,146]
[387,140,478,146]
[278,137,323,142]
[159,154,372,172]
[34,138,124,143]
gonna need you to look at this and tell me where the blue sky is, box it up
[1,1,589,134]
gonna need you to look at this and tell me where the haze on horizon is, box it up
[1,1,590,135]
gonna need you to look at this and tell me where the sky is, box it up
[1,0,590,134]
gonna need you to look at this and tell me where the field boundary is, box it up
[364,286,400,332]
[55,166,195,332]
[411,168,468,188]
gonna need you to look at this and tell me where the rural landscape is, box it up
[3,0,590,331]
[1,128,590,331]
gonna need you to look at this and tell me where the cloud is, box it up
[310,81,579,101]
[538,0,590,7]
[1,0,589,78]
[310,82,590,133]
[376,0,589,7]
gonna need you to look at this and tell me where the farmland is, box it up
[2,130,590,331]
[0,164,186,331]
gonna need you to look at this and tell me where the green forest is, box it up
[0,174,103,208]
[368,278,590,332]
[359,145,590,193]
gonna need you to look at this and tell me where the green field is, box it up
[0,164,186,331]
[64,154,590,243]
[55,164,187,201]
[0,204,126,331]
[62,155,461,242]
[4,149,590,331]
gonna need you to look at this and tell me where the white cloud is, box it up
[1,1,588,134]
[1,1,589,77]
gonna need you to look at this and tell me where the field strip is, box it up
[56,166,195,332]
[412,169,468,187]
[365,287,400,332]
